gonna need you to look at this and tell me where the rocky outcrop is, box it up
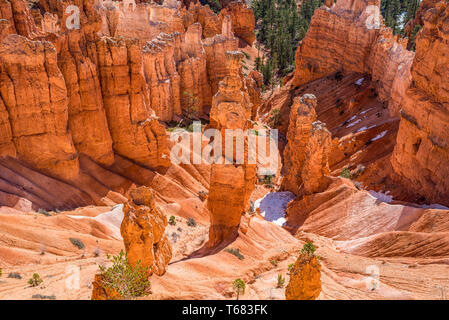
[391,1,449,206]
[121,187,172,275]
[281,94,332,196]
[207,51,256,247]
[219,1,255,45]
[285,254,321,300]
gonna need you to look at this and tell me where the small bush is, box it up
[32,294,56,300]
[8,272,21,279]
[276,274,285,288]
[287,263,294,272]
[340,168,351,179]
[301,241,316,256]
[28,273,43,287]
[270,259,278,267]
[187,218,197,227]
[168,216,177,226]
[263,175,275,185]
[269,109,281,127]
[37,209,51,217]
[98,250,151,300]
[243,51,251,60]
[69,238,85,250]
[225,248,244,260]
[232,278,246,300]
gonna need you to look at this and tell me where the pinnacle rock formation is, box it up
[285,254,322,300]
[207,51,256,247]
[281,94,332,196]
[121,187,172,276]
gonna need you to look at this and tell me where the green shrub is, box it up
[69,238,85,250]
[32,294,56,300]
[340,168,351,179]
[187,218,197,227]
[168,216,176,226]
[98,250,151,300]
[276,274,285,288]
[28,273,43,287]
[263,174,275,185]
[270,259,278,266]
[37,209,51,217]
[287,263,294,272]
[225,248,244,260]
[269,109,282,127]
[232,278,246,300]
[301,241,316,256]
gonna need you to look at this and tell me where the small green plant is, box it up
[232,278,246,300]
[301,241,316,256]
[98,250,151,300]
[269,109,281,127]
[187,218,197,227]
[168,216,177,226]
[270,259,278,267]
[340,168,351,179]
[263,174,275,185]
[32,294,56,300]
[287,263,294,272]
[243,51,251,60]
[69,238,85,250]
[28,273,43,287]
[37,209,51,217]
[276,274,285,288]
[225,248,244,260]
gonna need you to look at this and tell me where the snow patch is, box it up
[346,118,362,128]
[371,130,388,141]
[355,78,364,86]
[254,192,296,226]
[368,190,393,203]
[420,204,449,210]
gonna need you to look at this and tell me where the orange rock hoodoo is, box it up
[207,51,256,247]
[285,254,322,300]
[121,187,172,275]
[281,94,332,197]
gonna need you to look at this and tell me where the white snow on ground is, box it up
[254,192,296,226]
[356,124,377,133]
[360,108,373,115]
[420,204,449,210]
[355,78,364,86]
[346,118,362,128]
[371,130,388,141]
[368,190,393,203]
[67,204,124,240]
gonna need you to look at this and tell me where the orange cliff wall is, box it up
[292,0,414,116]
[391,1,449,206]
